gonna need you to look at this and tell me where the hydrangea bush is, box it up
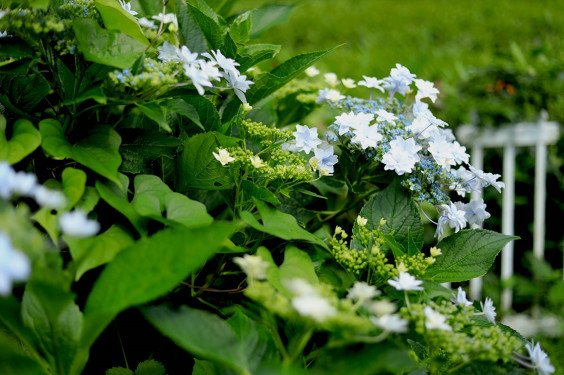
[0,0,556,374]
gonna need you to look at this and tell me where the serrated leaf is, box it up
[180,96,221,131]
[0,117,41,164]
[165,98,204,130]
[238,43,280,72]
[383,233,406,259]
[425,229,518,283]
[62,167,87,209]
[177,1,226,53]
[83,222,234,346]
[230,11,252,45]
[95,0,149,45]
[143,306,250,375]
[177,132,239,191]
[136,103,171,132]
[73,18,146,69]
[358,179,424,250]
[241,199,328,250]
[39,119,122,184]
[241,180,280,205]
[105,368,134,375]
[135,359,166,375]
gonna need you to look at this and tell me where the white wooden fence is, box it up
[455,113,560,312]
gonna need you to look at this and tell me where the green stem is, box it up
[284,328,314,365]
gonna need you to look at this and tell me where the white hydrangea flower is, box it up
[375,109,398,123]
[358,75,385,92]
[213,149,235,166]
[293,125,322,154]
[0,233,31,297]
[454,199,491,227]
[351,123,383,150]
[428,139,469,170]
[224,72,254,104]
[138,17,157,29]
[381,137,422,175]
[59,210,100,238]
[233,254,269,281]
[387,272,424,291]
[451,287,472,307]
[480,297,497,324]
[525,341,555,375]
[304,66,320,77]
[341,78,356,89]
[284,278,318,297]
[334,111,374,136]
[291,295,336,322]
[203,50,240,77]
[316,88,345,103]
[366,299,396,316]
[0,162,16,199]
[119,0,138,17]
[11,171,37,197]
[346,281,380,304]
[312,146,338,175]
[424,306,452,331]
[177,46,200,67]
[157,41,180,63]
[152,13,178,28]
[435,202,468,238]
[382,64,416,97]
[370,314,409,333]
[34,185,66,209]
[183,64,213,95]
[414,79,440,103]
[469,166,505,193]
[249,156,266,168]
[324,72,339,87]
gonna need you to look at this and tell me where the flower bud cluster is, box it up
[108,59,179,91]
[0,9,67,37]
[239,119,293,146]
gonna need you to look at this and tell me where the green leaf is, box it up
[358,179,424,251]
[136,103,171,132]
[0,331,47,375]
[241,180,280,205]
[177,1,226,53]
[0,116,41,164]
[177,132,239,191]
[131,174,213,228]
[180,95,221,131]
[241,199,328,250]
[106,368,134,375]
[230,11,252,45]
[421,280,454,300]
[21,281,89,375]
[256,247,283,293]
[135,359,167,375]
[63,85,107,105]
[165,98,204,130]
[143,306,250,375]
[82,222,234,345]
[238,43,280,72]
[31,207,59,244]
[279,245,319,286]
[406,228,419,256]
[0,73,50,116]
[75,186,100,213]
[66,225,134,280]
[425,229,518,283]
[383,233,406,259]
[39,119,122,184]
[62,167,87,209]
[0,38,34,58]
[95,0,149,45]
[250,4,295,38]
[73,18,146,69]
[119,129,181,174]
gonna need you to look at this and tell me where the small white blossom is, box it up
[312,146,338,175]
[203,50,240,77]
[0,233,31,297]
[525,341,555,375]
[213,149,235,166]
[233,254,269,281]
[249,156,266,168]
[34,185,66,209]
[347,281,380,304]
[152,13,178,28]
[455,199,491,227]
[366,299,396,316]
[293,125,322,154]
[424,306,452,331]
[304,66,319,77]
[469,166,505,193]
[119,0,138,17]
[138,17,157,29]
[284,278,318,297]
[324,72,339,87]
[370,314,409,333]
[451,287,472,307]
[0,162,16,199]
[224,72,254,104]
[358,75,385,92]
[334,111,374,136]
[59,210,100,238]
[157,41,180,63]
[436,202,468,238]
[382,64,416,97]
[375,109,398,123]
[183,64,213,95]
[341,78,356,89]
[177,46,200,67]
[387,272,423,291]
[316,88,345,103]
[351,123,383,150]
[480,297,497,324]
[381,137,422,175]
[356,215,368,227]
[292,295,336,322]
[428,139,469,170]
[414,79,440,103]
[12,171,37,196]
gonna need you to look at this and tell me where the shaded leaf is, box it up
[0,116,41,164]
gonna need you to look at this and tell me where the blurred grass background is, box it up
[230,0,564,371]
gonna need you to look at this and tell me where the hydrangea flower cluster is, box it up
[315,64,505,238]
[0,232,31,297]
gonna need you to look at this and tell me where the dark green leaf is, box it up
[425,229,518,283]
[136,103,171,132]
[177,2,226,53]
[0,116,41,164]
[241,199,328,249]
[143,306,250,375]
[39,119,122,184]
[358,179,424,250]
[165,98,204,130]
[383,233,406,259]
[83,223,234,345]
[73,18,146,69]
[62,167,87,209]
[135,359,167,375]
[181,96,221,131]
[250,4,295,38]
[230,11,252,45]
[241,180,280,205]
[238,44,280,73]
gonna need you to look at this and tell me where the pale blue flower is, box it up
[293,125,322,154]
